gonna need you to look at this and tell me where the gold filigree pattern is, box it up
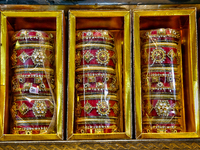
[155,100,171,116]
[76,102,82,116]
[11,49,53,66]
[141,73,180,92]
[151,48,166,63]
[143,100,153,115]
[32,101,47,117]
[77,125,118,134]
[13,126,49,135]
[77,100,119,116]
[12,75,55,93]
[12,100,54,117]
[83,51,94,63]
[142,49,149,63]
[84,101,93,114]
[75,51,82,65]
[31,49,47,65]
[19,103,29,115]
[18,51,30,63]
[167,49,176,61]
[96,101,110,116]
[111,53,117,64]
[96,49,110,65]
[11,50,18,66]
[77,82,117,92]
[112,103,119,115]
[143,100,182,117]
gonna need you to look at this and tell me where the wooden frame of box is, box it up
[0,11,65,140]
[67,10,132,140]
[133,8,199,139]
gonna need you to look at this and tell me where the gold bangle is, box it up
[142,67,178,72]
[14,68,54,73]
[76,100,119,116]
[76,86,118,92]
[14,43,53,49]
[75,66,115,73]
[13,95,53,100]
[142,42,178,48]
[76,47,114,52]
[12,100,54,117]
[12,127,49,134]
[79,94,118,101]
[76,118,117,123]
[143,94,180,100]
[11,48,54,66]
[141,28,180,39]
[75,49,117,66]
[12,78,55,93]
[143,125,182,133]
[76,43,114,49]
[76,30,114,40]
[15,119,52,124]
[77,125,117,129]
[143,100,182,117]
[76,125,118,134]
[142,117,181,122]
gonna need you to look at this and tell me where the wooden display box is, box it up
[67,10,132,140]
[0,11,65,140]
[133,8,199,139]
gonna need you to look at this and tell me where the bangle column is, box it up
[10,30,55,134]
[140,28,185,133]
[75,30,120,133]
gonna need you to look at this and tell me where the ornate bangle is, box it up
[141,46,180,66]
[141,72,181,94]
[76,72,116,83]
[12,30,53,42]
[75,66,116,73]
[11,96,55,135]
[12,69,55,95]
[76,43,114,49]
[14,44,53,50]
[14,68,54,73]
[76,72,118,95]
[143,94,180,100]
[11,97,54,118]
[76,124,118,134]
[11,48,54,68]
[142,99,182,117]
[76,99,119,117]
[76,117,118,133]
[76,30,114,41]
[76,39,114,47]
[141,28,180,43]
[12,126,50,134]
[79,94,118,101]
[76,118,118,123]
[75,48,116,68]
[142,124,182,133]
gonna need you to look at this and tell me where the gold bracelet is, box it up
[78,94,118,101]
[76,43,114,49]
[76,118,117,123]
[11,100,54,117]
[12,126,49,134]
[76,100,119,116]
[11,49,54,66]
[75,67,115,73]
[143,100,182,117]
